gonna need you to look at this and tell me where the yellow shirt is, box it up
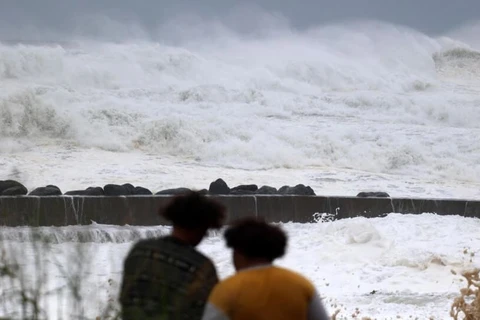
[202,265,330,320]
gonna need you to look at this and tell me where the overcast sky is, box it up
[0,0,479,41]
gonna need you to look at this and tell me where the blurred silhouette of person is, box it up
[120,191,226,320]
[202,217,330,320]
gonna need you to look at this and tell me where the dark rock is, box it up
[230,189,256,195]
[156,188,192,195]
[278,184,316,195]
[104,184,132,196]
[65,190,87,195]
[255,186,278,194]
[0,180,25,193]
[65,187,104,196]
[122,183,135,194]
[231,184,258,193]
[209,179,230,195]
[357,192,390,198]
[85,187,105,196]
[29,186,62,196]
[2,185,28,196]
[134,186,152,195]
[298,185,316,195]
[198,189,209,195]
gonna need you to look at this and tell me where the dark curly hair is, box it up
[160,191,226,229]
[224,217,287,262]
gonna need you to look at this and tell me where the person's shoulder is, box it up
[192,250,217,271]
[273,266,316,291]
[124,236,171,258]
[194,249,214,262]
[166,239,216,270]
[127,237,215,267]
[210,271,240,295]
[217,267,262,288]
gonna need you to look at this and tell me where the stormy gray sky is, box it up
[0,0,479,41]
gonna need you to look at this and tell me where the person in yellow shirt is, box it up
[202,217,330,320]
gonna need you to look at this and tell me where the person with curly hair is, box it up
[119,191,227,320]
[202,217,330,320]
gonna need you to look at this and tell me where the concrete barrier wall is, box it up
[0,195,479,227]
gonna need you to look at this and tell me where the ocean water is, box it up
[1,20,480,199]
[0,213,478,319]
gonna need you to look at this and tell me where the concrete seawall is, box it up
[0,195,479,227]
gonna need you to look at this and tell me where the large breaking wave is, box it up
[1,20,479,182]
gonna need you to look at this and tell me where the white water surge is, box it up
[0,213,478,319]
[1,20,480,199]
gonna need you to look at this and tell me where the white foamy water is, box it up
[1,20,480,199]
[0,213,478,319]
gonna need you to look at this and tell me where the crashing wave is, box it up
[0,225,172,244]
[432,47,480,79]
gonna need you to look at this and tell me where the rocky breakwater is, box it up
[0,178,391,197]
[0,178,324,226]
[168,178,318,196]
[0,179,478,227]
